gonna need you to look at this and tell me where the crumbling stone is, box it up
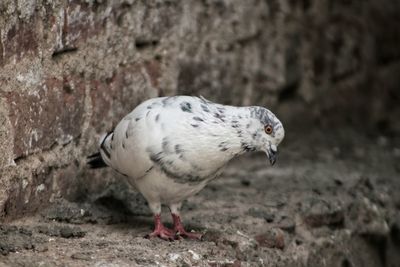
[254,228,285,250]
[301,197,344,228]
[277,216,296,233]
[36,224,86,238]
[348,197,390,239]
[246,207,275,223]
[0,225,37,255]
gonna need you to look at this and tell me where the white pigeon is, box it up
[88,96,284,240]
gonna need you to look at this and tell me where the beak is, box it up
[267,144,278,165]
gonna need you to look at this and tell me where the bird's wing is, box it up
[107,96,229,183]
[106,99,163,179]
[145,141,222,184]
[142,97,229,184]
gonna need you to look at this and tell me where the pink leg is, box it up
[172,213,202,240]
[145,214,176,241]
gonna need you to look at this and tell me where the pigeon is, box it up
[88,96,284,240]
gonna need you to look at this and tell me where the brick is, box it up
[51,1,107,56]
[177,60,264,106]
[2,76,85,158]
[144,60,161,88]
[90,64,159,131]
[0,99,14,168]
[2,166,51,218]
[1,163,83,219]
[1,15,40,65]
[131,0,181,42]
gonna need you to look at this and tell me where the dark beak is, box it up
[267,145,278,165]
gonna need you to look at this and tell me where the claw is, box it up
[145,228,176,241]
[172,213,203,240]
[145,214,177,241]
[145,214,202,241]
[176,230,203,240]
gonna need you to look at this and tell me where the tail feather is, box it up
[99,131,113,159]
[87,152,107,169]
[88,131,114,169]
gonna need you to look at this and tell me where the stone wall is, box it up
[0,0,399,218]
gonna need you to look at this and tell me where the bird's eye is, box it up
[264,124,273,135]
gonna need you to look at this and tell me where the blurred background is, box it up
[0,0,399,266]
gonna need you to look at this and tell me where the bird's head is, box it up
[246,107,285,165]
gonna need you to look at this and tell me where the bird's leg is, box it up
[169,203,202,239]
[145,214,176,241]
[145,202,175,240]
[171,213,202,240]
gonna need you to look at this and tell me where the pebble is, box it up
[254,228,285,249]
[71,252,92,261]
[277,217,296,233]
[301,198,344,228]
[247,208,275,223]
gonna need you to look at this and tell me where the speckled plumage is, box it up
[90,95,285,239]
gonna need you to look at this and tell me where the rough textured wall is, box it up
[0,0,399,218]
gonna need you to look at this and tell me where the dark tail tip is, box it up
[87,152,108,169]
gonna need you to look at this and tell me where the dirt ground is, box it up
[0,130,399,267]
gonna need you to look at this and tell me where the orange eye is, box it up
[264,124,273,135]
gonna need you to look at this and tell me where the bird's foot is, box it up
[145,214,176,241]
[172,213,202,240]
[175,229,203,240]
[145,226,176,241]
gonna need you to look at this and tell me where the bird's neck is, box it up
[208,106,259,157]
